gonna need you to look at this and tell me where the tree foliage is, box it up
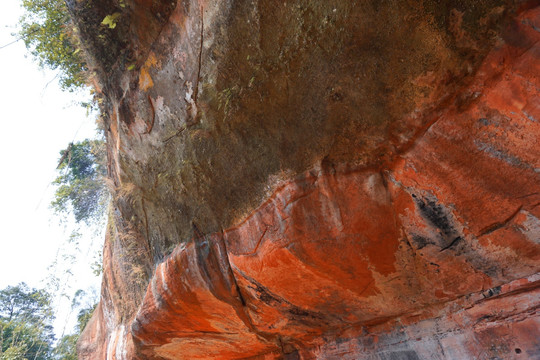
[0,283,55,360]
[19,0,87,91]
[52,139,108,225]
[53,303,96,360]
[0,284,97,359]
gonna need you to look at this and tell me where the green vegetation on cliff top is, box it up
[19,0,87,91]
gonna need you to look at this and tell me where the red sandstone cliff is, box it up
[75,1,540,359]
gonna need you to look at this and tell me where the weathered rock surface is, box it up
[77,0,540,359]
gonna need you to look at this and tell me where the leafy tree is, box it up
[0,284,97,360]
[53,303,96,360]
[51,139,108,225]
[0,283,55,360]
[0,284,53,330]
[19,0,87,91]
[75,303,96,333]
[51,334,77,360]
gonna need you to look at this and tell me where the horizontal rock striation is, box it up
[78,0,540,359]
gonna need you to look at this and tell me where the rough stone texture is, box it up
[77,0,540,359]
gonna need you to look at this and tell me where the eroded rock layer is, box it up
[78,1,540,359]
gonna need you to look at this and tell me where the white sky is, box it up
[0,1,101,333]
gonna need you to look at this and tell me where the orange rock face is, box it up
[77,1,540,359]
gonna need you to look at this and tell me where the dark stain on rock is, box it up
[376,349,421,360]
[412,194,463,250]
[253,284,283,307]
[413,196,452,235]
[284,350,300,360]
[482,286,502,299]
[411,234,432,249]
[479,117,490,126]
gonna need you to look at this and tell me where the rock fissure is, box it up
[144,96,156,134]
[478,205,524,237]
[194,5,204,106]
[241,226,268,256]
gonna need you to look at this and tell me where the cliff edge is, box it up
[75,1,540,359]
